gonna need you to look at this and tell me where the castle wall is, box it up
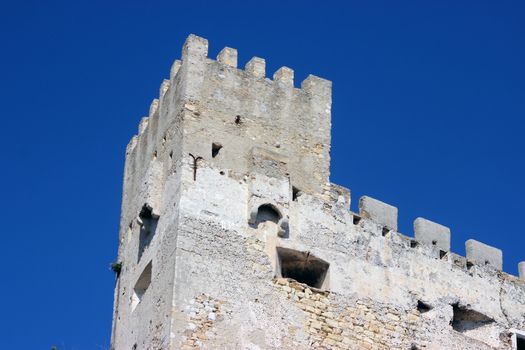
[167,161,525,349]
[111,34,525,350]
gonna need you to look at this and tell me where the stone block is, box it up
[414,217,451,251]
[273,67,294,87]
[170,59,181,80]
[359,196,398,230]
[301,74,332,97]
[465,239,502,270]
[182,34,208,60]
[519,262,525,280]
[245,57,265,78]
[217,47,238,68]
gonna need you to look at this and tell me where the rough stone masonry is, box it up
[110,34,525,350]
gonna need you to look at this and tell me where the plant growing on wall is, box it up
[110,261,122,277]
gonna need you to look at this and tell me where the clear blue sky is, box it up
[1,1,524,348]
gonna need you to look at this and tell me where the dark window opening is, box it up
[417,300,432,313]
[466,261,474,270]
[517,334,525,350]
[138,205,159,262]
[432,240,437,245]
[212,142,222,158]
[439,250,447,259]
[410,240,419,248]
[235,115,241,124]
[382,227,390,236]
[253,204,281,227]
[353,214,361,225]
[451,303,494,332]
[292,186,301,201]
[277,247,329,289]
[132,261,152,311]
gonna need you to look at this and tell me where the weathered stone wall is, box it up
[111,34,525,349]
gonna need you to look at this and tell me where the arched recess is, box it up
[254,204,281,226]
[249,203,282,227]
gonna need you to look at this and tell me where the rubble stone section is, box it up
[274,278,421,350]
[110,34,525,349]
[181,294,222,350]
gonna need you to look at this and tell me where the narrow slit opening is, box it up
[292,186,301,201]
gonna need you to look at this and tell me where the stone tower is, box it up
[111,34,525,350]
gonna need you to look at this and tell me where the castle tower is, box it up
[111,35,525,350]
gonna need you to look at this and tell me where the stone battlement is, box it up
[111,34,525,350]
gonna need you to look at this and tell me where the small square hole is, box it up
[212,142,222,158]
[292,186,302,201]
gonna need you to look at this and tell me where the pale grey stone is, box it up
[414,217,451,251]
[110,34,525,350]
[465,239,503,270]
[359,195,398,230]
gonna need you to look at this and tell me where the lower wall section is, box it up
[167,198,522,349]
[274,278,418,350]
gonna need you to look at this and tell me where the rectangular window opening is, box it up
[132,261,152,312]
[276,247,329,290]
[518,335,525,350]
[451,303,494,333]
[512,330,525,350]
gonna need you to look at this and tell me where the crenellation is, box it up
[273,66,294,87]
[359,195,398,231]
[181,34,208,61]
[159,79,170,98]
[148,99,158,118]
[301,74,332,99]
[414,217,451,252]
[111,34,525,350]
[245,56,265,78]
[217,47,238,68]
[466,239,503,270]
[170,59,181,80]
[138,116,149,134]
